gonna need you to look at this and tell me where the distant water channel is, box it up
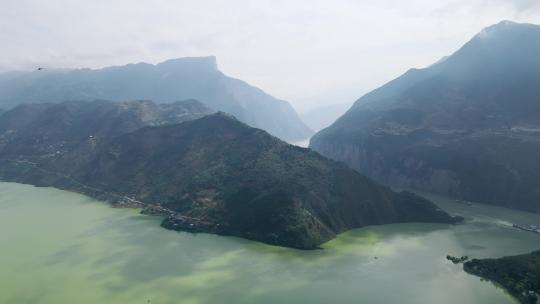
[292,138,311,148]
[2,182,540,304]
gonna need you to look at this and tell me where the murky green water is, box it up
[2,182,540,304]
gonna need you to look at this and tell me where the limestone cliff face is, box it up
[311,21,540,213]
[311,141,462,196]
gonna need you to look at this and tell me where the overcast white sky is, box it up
[1,0,540,111]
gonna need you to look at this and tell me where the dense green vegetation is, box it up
[447,255,469,264]
[0,56,312,141]
[464,251,540,304]
[0,100,460,249]
[311,21,540,213]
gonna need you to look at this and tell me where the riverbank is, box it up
[464,252,540,304]
[3,182,539,303]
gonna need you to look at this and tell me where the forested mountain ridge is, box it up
[0,100,460,249]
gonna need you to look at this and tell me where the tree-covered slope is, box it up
[0,99,214,158]
[0,100,459,249]
[311,21,540,212]
[464,251,540,304]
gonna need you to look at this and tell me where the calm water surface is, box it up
[2,182,540,304]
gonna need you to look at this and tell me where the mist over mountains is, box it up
[0,56,313,142]
[311,21,540,213]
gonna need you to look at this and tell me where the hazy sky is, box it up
[1,0,540,111]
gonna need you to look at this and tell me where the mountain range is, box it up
[0,56,313,142]
[0,100,459,249]
[311,21,540,213]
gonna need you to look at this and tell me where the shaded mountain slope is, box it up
[0,57,313,142]
[311,21,540,212]
[464,251,540,304]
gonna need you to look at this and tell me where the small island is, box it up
[446,255,469,264]
[464,251,540,304]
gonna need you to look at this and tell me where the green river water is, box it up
[1,182,540,304]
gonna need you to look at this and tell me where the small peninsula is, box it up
[0,100,461,249]
[464,251,540,304]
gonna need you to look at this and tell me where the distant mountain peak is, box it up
[311,20,540,214]
[485,20,533,31]
[157,56,218,70]
[190,111,241,125]
[494,19,520,27]
[211,110,239,120]
[474,20,540,40]
[0,55,313,142]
